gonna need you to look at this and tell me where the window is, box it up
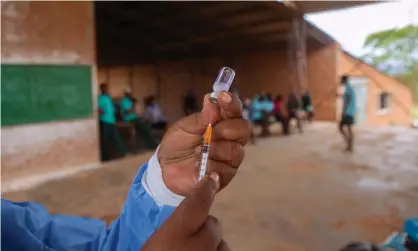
[378,91,391,115]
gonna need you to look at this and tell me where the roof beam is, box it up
[258,32,289,43]
[306,21,334,45]
[281,0,303,11]
[194,3,266,19]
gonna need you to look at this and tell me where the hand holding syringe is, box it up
[198,67,235,181]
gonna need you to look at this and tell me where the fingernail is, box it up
[209,172,220,191]
[221,92,232,104]
[202,94,213,110]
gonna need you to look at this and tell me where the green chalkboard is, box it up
[1,65,93,126]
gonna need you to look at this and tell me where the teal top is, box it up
[261,100,274,113]
[251,96,262,121]
[120,97,137,122]
[98,94,116,124]
[343,83,356,117]
[251,96,274,121]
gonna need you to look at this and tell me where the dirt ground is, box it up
[3,122,418,251]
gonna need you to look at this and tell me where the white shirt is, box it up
[144,104,165,123]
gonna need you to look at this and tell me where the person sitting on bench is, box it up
[143,95,168,130]
[252,94,271,136]
[120,88,159,150]
[284,92,303,135]
[301,90,314,122]
[183,89,199,116]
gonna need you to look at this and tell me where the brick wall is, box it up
[98,45,345,123]
[340,53,412,126]
[307,43,340,121]
[98,50,295,122]
[1,2,99,182]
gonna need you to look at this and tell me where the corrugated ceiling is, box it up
[286,0,379,13]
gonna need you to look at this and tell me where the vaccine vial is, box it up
[210,67,235,103]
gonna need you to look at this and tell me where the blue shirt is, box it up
[251,98,273,121]
[98,94,116,124]
[343,83,356,116]
[251,96,263,121]
[120,97,137,122]
[1,163,175,251]
[261,100,274,113]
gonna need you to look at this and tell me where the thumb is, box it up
[175,94,220,134]
[170,173,220,235]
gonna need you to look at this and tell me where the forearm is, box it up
[100,150,184,250]
[1,200,108,251]
[1,150,183,251]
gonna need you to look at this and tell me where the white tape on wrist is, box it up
[142,147,185,207]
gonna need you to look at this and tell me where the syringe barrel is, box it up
[199,144,210,181]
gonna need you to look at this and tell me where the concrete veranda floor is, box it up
[3,122,418,251]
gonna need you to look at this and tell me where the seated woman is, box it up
[243,98,255,144]
[143,95,168,130]
[301,90,314,122]
[273,95,283,121]
[252,95,272,136]
[120,89,159,150]
[263,93,275,122]
[273,95,287,132]
[284,92,303,135]
[183,89,198,116]
[251,94,263,125]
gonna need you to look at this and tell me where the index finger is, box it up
[215,91,243,120]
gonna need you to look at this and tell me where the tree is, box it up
[361,25,418,102]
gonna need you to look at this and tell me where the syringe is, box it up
[198,123,213,181]
[198,66,235,181]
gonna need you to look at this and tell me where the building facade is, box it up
[1,1,412,186]
[1,2,99,185]
[339,52,413,126]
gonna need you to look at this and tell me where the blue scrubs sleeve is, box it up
[1,163,176,251]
